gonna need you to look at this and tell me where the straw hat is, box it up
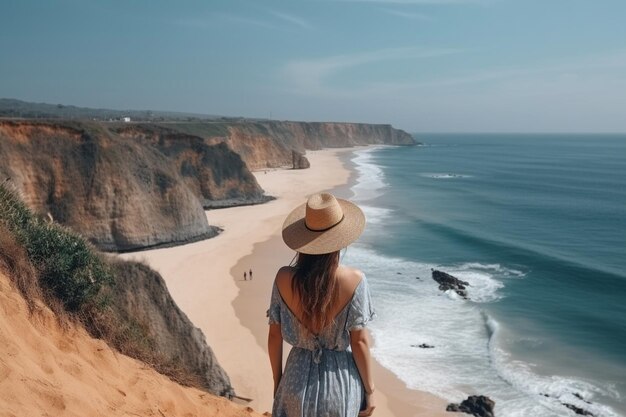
[282,193,366,255]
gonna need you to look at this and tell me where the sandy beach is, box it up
[121,148,450,417]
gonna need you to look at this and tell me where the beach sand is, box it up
[121,148,451,417]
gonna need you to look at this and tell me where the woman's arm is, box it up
[268,323,283,396]
[350,328,376,416]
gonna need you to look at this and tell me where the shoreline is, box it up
[121,147,449,416]
[232,234,450,417]
[232,147,450,417]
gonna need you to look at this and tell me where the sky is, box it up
[1,0,626,132]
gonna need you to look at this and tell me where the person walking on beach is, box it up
[268,193,376,417]
[244,271,247,281]
[249,269,253,280]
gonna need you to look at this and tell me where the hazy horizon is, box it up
[2,0,626,133]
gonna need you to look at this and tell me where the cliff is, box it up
[0,186,236,407]
[0,270,255,417]
[165,120,417,170]
[109,260,233,396]
[0,120,266,251]
[0,117,413,251]
[112,123,270,208]
[220,121,416,169]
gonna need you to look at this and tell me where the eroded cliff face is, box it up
[113,124,269,208]
[0,118,412,250]
[110,260,233,396]
[0,121,265,251]
[211,121,416,170]
[0,184,235,404]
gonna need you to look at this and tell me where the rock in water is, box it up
[431,269,470,299]
[539,393,595,416]
[563,403,594,416]
[573,393,593,405]
[410,343,434,348]
[446,395,495,417]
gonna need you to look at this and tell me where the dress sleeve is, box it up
[346,275,375,331]
[267,281,282,325]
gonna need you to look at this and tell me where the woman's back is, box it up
[268,265,375,417]
[274,265,364,335]
[269,192,375,417]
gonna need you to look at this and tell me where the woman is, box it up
[268,192,376,417]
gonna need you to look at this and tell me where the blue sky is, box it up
[1,0,625,132]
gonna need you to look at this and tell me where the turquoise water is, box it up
[343,135,626,417]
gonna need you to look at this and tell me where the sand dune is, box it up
[0,271,264,417]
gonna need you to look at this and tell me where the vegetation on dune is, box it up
[0,182,112,311]
[0,224,41,312]
[0,182,204,389]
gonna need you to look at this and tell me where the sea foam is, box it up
[345,245,621,416]
[351,147,387,202]
[346,147,624,417]
[420,172,472,179]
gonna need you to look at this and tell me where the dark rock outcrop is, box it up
[540,393,595,416]
[446,395,495,417]
[573,393,592,405]
[292,150,310,169]
[432,269,470,299]
[563,403,594,416]
[111,260,234,397]
[411,343,435,348]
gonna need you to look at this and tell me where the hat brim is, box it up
[282,199,366,255]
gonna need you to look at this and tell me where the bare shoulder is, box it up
[337,265,364,280]
[336,265,364,291]
[275,266,295,281]
[275,266,295,294]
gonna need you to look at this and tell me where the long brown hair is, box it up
[291,250,340,334]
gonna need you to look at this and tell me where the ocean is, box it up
[342,134,626,417]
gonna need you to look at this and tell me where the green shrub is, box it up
[0,183,112,311]
[0,183,202,390]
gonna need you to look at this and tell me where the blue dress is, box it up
[268,275,375,417]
